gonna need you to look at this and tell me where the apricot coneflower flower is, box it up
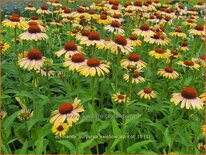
[25,21,46,32]
[17,109,33,121]
[179,41,189,51]
[124,9,135,17]
[98,38,113,50]
[177,60,200,70]
[182,19,196,27]
[109,35,133,54]
[18,49,44,71]
[104,20,124,35]
[127,34,142,47]
[138,88,157,100]
[37,5,52,14]
[201,125,206,137]
[149,48,171,59]
[0,41,10,54]
[176,4,187,15]
[112,93,130,104]
[171,87,203,109]
[19,25,48,41]
[90,2,108,10]
[108,5,122,15]
[200,92,206,103]
[169,50,181,60]
[186,8,198,16]
[68,29,80,37]
[144,1,156,11]
[197,55,206,67]
[158,66,179,79]
[63,16,76,24]
[194,2,205,9]
[47,0,62,7]
[29,16,43,25]
[189,24,205,37]
[50,98,84,126]
[111,14,124,23]
[133,24,155,38]
[169,27,187,39]
[97,14,112,25]
[80,32,104,48]
[84,10,99,21]
[60,8,72,17]
[123,71,145,84]
[25,4,36,11]
[131,1,145,12]
[55,42,80,58]
[72,7,85,18]
[152,0,161,7]
[78,58,110,77]
[0,110,7,121]
[68,0,77,3]
[2,14,27,29]
[120,53,146,69]
[52,123,70,137]
[64,53,86,72]
[144,32,169,46]
[53,6,66,14]
[50,20,64,27]
[75,30,90,42]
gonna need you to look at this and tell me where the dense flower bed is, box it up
[1,0,206,154]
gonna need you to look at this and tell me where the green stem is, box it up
[128,73,133,99]
[14,27,17,53]
[90,77,99,154]
[45,67,50,98]
[106,49,110,61]
[115,53,121,90]
[76,73,80,98]
[99,80,104,107]
[33,70,38,88]
[169,109,186,153]
[120,96,128,152]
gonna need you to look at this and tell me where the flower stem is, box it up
[76,73,80,98]
[45,67,51,98]
[14,27,17,53]
[90,77,100,154]
[115,53,121,90]
[127,73,133,99]
[33,70,38,88]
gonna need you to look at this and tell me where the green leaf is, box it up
[110,139,120,151]
[125,114,142,126]
[15,90,33,99]
[164,128,171,147]
[112,119,121,137]
[78,139,95,153]
[183,76,193,86]
[1,143,12,154]
[103,108,122,117]
[7,138,17,144]
[2,111,18,128]
[18,140,28,154]
[109,119,122,151]
[38,123,52,138]
[15,97,27,109]
[126,140,154,153]
[57,140,77,154]
[98,120,110,131]
[26,118,39,131]
[35,137,45,154]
